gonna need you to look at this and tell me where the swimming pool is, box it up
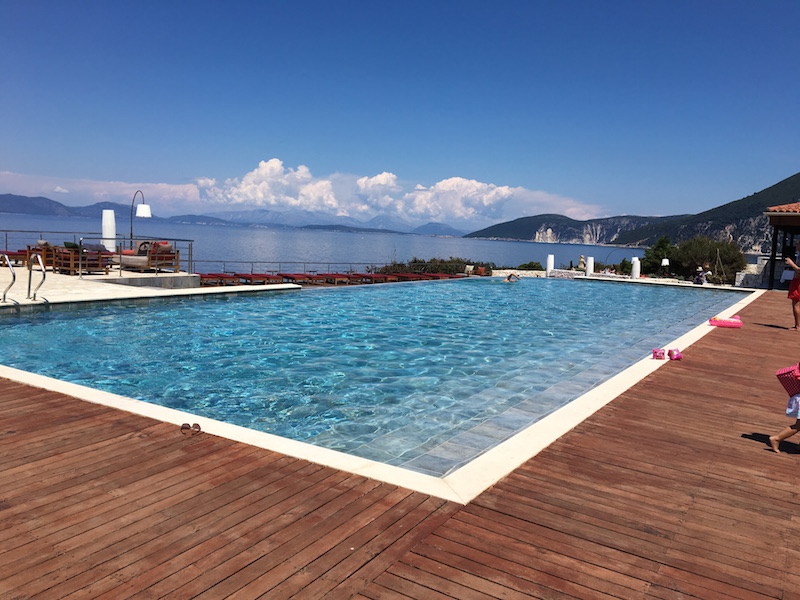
[0,278,747,477]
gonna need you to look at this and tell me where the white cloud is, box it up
[198,158,343,214]
[1,159,603,227]
[403,177,514,223]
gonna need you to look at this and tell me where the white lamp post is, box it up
[130,190,152,243]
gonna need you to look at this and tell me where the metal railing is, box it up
[3,228,100,250]
[189,260,384,276]
[189,260,473,276]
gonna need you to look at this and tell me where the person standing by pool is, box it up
[785,240,800,330]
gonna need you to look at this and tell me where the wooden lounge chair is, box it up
[198,273,239,286]
[3,250,28,266]
[351,273,389,284]
[278,273,312,284]
[394,272,433,281]
[235,273,284,285]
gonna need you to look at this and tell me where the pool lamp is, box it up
[130,189,151,241]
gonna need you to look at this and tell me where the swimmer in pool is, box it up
[504,273,520,282]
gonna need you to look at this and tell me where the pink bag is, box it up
[652,348,665,360]
[777,364,800,396]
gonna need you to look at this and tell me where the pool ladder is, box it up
[1,254,14,302]
[27,253,45,300]
[2,253,49,302]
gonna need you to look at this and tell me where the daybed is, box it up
[117,240,180,272]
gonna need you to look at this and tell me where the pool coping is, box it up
[0,283,764,504]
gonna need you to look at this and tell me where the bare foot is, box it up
[769,436,781,453]
[791,327,799,331]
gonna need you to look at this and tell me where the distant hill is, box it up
[612,171,800,253]
[413,222,465,236]
[464,170,800,253]
[301,224,406,235]
[166,214,233,226]
[465,214,686,246]
[0,194,134,219]
[203,207,366,229]
[0,193,77,216]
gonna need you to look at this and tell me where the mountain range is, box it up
[2,169,799,252]
[0,194,464,237]
[465,171,800,253]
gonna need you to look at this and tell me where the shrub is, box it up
[377,257,496,275]
[517,261,544,270]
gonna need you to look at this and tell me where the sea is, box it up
[1,212,643,272]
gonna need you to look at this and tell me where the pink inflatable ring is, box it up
[709,315,742,328]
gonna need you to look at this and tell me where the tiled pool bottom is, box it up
[317,304,727,477]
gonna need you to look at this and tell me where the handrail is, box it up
[2,254,15,302]
[27,253,45,300]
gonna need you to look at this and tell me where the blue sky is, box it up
[1,0,799,230]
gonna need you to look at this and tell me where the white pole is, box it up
[586,256,594,275]
[546,254,554,276]
[101,210,116,252]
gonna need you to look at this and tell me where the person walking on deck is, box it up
[786,240,800,330]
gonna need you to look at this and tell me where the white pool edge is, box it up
[0,288,763,505]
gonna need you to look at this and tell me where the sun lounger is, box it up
[394,272,433,281]
[278,273,311,283]
[198,273,239,286]
[350,273,390,284]
[3,250,28,266]
[319,273,351,285]
[235,273,284,285]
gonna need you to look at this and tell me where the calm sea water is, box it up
[0,213,643,271]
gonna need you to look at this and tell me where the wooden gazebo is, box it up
[765,202,800,289]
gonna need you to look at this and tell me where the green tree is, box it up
[641,236,673,275]
[672,237,747,284]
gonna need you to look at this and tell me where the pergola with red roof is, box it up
[765,202,800,289]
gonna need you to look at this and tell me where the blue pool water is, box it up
[0,278,747,476]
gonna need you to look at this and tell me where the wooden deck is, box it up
[1,290,799,598]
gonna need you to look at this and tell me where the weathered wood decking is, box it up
[1,290,799,598]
